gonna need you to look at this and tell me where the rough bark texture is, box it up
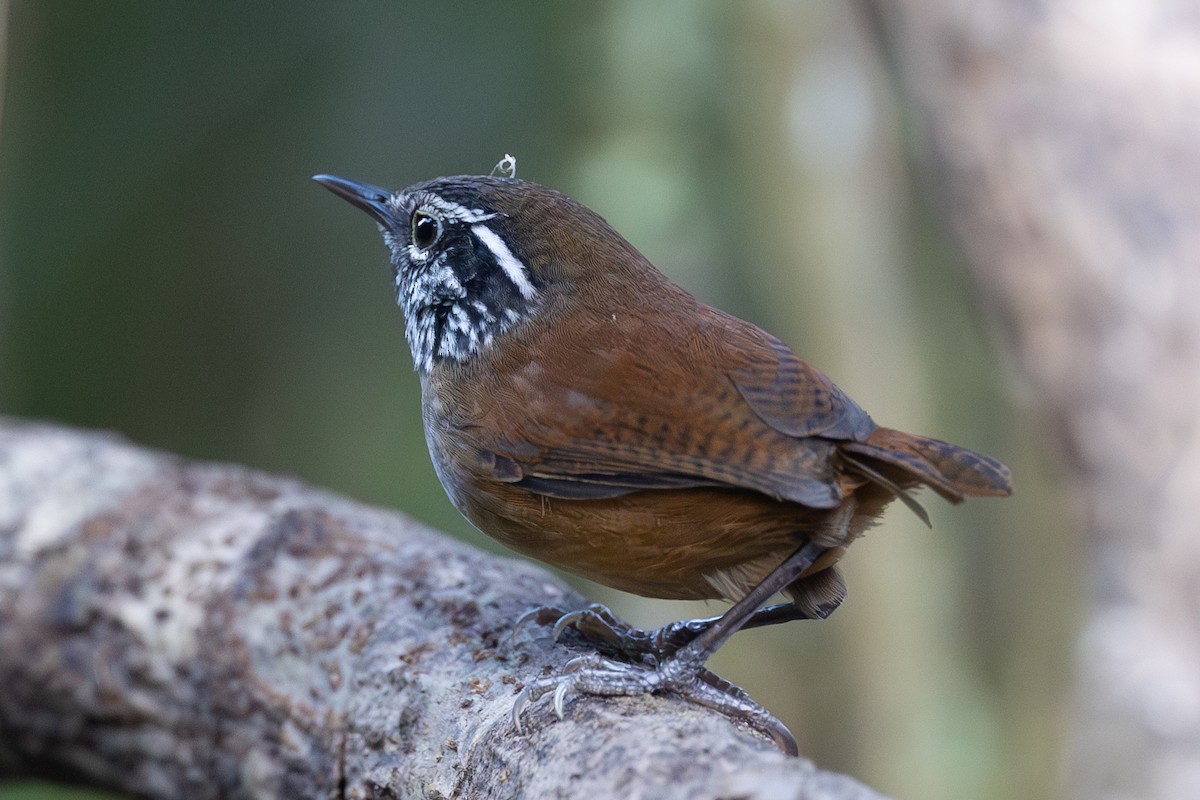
[863,3,1200,799]
[0,419,888,800]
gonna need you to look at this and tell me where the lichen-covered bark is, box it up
[0,419,887,799]
[862,3,1200,798]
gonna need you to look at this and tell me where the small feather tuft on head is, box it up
[491,154,517,178]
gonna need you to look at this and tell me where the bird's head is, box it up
[315,172,648,373]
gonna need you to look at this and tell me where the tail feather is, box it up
[842,455,933,527]
[841,427,1013,507]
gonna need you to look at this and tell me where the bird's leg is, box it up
[513,541,826,753]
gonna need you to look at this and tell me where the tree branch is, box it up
[0,418,887,799]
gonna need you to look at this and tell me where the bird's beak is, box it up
[313,174,396,227]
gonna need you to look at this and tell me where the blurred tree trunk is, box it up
[863,2,1200,798]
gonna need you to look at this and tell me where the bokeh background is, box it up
[0,3,1071,799]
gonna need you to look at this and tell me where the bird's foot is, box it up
[508,545,828,757]
[511,650,797,755]
[511,603,717,663]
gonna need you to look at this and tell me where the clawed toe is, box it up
[550,604,627,645]
[510,652,797,755]
[513,602,718,664]
[511,652,662,733]
[508,605,570,648]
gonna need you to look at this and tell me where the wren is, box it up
[314,167,1012,753]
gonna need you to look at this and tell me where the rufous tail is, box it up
[841,427,1012,510]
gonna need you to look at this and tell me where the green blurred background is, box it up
[0,2,1074,799]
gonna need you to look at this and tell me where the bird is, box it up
[314,165,1012,752]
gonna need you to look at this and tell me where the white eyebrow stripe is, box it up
[471,224,537,300]
[422,194,496,223]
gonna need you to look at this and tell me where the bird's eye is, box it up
[411,210,442,251]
